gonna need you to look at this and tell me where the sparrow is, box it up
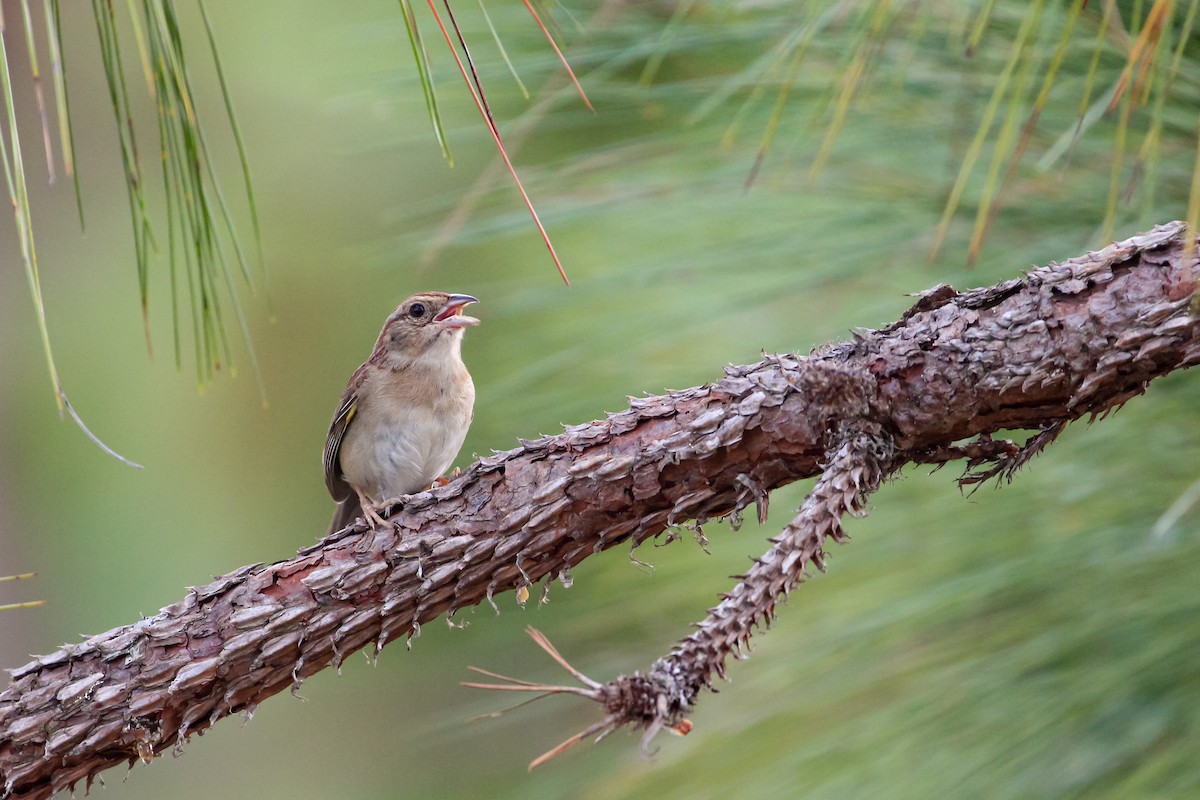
[324,292,479,534]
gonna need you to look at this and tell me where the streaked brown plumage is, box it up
[325,292,479,534]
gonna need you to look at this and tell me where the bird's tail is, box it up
[328,497,362,535]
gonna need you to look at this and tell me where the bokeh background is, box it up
[2,1,1199,798]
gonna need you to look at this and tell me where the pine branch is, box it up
[2,222,1198,799]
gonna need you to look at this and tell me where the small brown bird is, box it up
[324,292,479,534]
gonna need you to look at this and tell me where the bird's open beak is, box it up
[435,293,480,328]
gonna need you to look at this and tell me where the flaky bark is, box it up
[3,223,1198,797]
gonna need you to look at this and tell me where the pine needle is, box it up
[400,0,453,164]
[477,0,528,99]
[424,0,570,285]
[522,0,593,112]
[18,0,55,183]
[929,0,1043,260]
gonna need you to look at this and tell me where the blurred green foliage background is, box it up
[2,1,1199,798]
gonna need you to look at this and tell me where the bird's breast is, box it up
[339,363,474,501]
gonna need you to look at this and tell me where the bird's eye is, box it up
[409,302,426,318]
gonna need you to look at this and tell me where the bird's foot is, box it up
[356,491,402,530]
[360,502,390,529]
[361,497,406,530]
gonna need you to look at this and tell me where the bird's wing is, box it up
[324,367,365,501]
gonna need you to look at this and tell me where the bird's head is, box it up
[373,292,480,369]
